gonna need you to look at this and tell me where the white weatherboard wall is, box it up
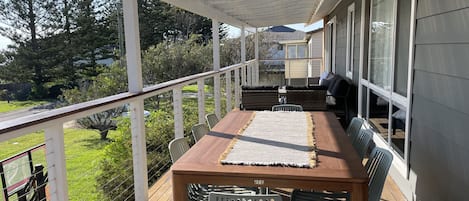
[308,30,323,77]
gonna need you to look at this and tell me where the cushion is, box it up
[320,74,338,89]
[392,110,406,121]
[326,96,336,105]
[329,77,350,97]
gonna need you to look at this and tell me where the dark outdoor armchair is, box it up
[241,85,279,110]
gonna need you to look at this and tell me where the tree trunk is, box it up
[100,129,108,140]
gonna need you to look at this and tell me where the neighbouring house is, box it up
[280,27,323,86]
[260,26,324,86]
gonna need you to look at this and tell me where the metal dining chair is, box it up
[346,117,364,142]
[290,147,393,201]
[205,113,220,129]
[192,123,209,142]
[271,104,303,112]
[168,137,190,163]
[169,138,257,200]
[168,138,206,200]
[208,192,282,201]
[352,129,373,161]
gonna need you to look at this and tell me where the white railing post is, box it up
[123,0,148,199]
[225,71,232,112]
[241,26,247,86]
[246,63,252,86]
[255,28,260,85]
[213,19,221,118]
[197,79,205,124]
[173,87,184,139]
[44,125,68,201]
[246,63,250,86]
[214,75,221,118]
[235,68,240,108]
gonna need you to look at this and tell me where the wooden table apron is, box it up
[171,111,368,201]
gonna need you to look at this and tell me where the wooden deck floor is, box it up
[148,171,407,201]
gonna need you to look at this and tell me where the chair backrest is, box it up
[168,138,190,163]
[352,129,373,160]
[271,104,303,112]
[365,147,393,201]
[192,123,209,142]
[208,192,282,201]
[346,117,364,142]
[205,113,220,129]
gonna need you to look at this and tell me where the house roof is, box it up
[266,26,297,33]
[161,0,341,28]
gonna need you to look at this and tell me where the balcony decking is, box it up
[148,171,406,201]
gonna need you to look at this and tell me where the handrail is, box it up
[259,57,322,61]
[0,60,255,141]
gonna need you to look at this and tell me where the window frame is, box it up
[286,44,307,59]
[358,0,416,178]
[346,3,356,79]
[325,16,337,73]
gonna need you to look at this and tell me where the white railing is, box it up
[0,59,258,201]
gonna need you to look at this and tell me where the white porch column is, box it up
[44,125,68,201]
[197,79,205,124]
[225,71,232,112]
[254,28,260,85]
[213,19,221,118]
[241,26,247,86]
[123,0,148,200]
[173,87,184,138]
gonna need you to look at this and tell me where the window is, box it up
[360,0,413,165]
[286,44,307,59]
[346,3,355,79]
[287,45,297,59]
[368,0,396,90]
[325,16,337,73]
[297,45,306,58]
[394,0,412,96]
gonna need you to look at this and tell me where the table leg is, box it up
[172,174,188,201]
[350,183,368,201]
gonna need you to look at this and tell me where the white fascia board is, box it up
[308,0,342,24]
[161,0,254,28]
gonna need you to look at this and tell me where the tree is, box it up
[74,0,117,78]
[137,0,226,50]
[141,34,212,85]
[167,7,226,43]
[96,98,202,200]
[0,0,61,98]
[60,62,128,140]
[220,33,271,67]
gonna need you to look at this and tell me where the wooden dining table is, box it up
[171,111,369,201]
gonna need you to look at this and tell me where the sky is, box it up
[0,35,10,50]
[226,20,324,38]
[0,20,324,50]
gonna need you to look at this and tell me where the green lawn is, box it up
[0,128,118,201]
[0,100,48,113]
[182,84,210,93]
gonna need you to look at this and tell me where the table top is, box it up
[171,110,368,185]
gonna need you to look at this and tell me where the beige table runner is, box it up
[220,111,317,168]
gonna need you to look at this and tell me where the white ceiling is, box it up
[161,0,340,28]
